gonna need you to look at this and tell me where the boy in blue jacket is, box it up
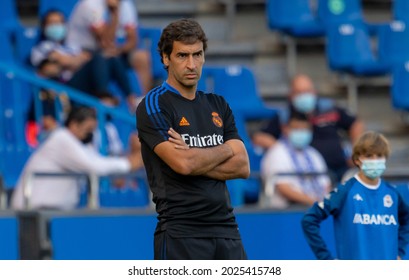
[302,131,409,259]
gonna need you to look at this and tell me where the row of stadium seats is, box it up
[266,0,409,114]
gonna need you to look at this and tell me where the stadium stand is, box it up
[0,31,33,190]
[325,20,390,112]
[266,0,326,76]
[393,0,409,23]
[378,20,409,68]
[0,0,23,37]
[391,62,409,111]
[14,26,40,67]
[38,0,79,18]
[266,0,324,37]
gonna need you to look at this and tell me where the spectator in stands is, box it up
[11,107,143,210]
[31,9,137,109]
[260,112,331,209]
[302,131,409,260]
[111,0,153,95]
[66,0,152,104]
[26,59,70,147]
[253,74,365,183]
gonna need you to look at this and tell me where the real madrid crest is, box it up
[212,112,223,127]
[383,194,393,208]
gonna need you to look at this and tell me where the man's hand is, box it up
[102,46,121,57]
[126,95,141,113]
[168,128,189,150]
[129,133,141,153]
[127,152,143,170]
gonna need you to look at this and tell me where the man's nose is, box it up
[186,55,196,69]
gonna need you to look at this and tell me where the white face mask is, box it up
[288,129,312,149]
[45,23,66,41]
[360,158,386,179]
[292,92,317,113]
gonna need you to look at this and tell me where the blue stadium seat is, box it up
[265,0,325,76]
[15,27,40,67]
[0,0,22,37]
[325,21,390,112]
[318,0,362,26]
[138,26,167,82]
[391,61,409,111]
[0,27,15,63]
[266,0,325,37]
[393,0,409,23]
[200,65,277,121]
[317,0,384,35]
[378,21,409,69]
[0,32,34,189]
[326,22,389,75]
[39,0,79,18]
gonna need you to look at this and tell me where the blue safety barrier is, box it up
[0,214,19,260]
[47,209,336,260]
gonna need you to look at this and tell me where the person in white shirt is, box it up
[260,112,331,209]
[66,0,152,97]
[11,107,143,210]
[31,9,136,106]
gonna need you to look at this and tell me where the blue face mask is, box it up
[292,92,317,113]
[44,24,66,42]
[288,129,312,149]
[361,158,386,179]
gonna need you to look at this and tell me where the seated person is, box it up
[31,9,137,108]
[253,74,364,183]
[260,112,331,209]
[31,9,91,84]
[11,107,143,210]
[113,0,153,95]
[66,0,144,107]
[26,59,70,147]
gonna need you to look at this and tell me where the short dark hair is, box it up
[64,106,96,127]
[157,18,208,70]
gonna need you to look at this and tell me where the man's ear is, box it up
[163,54,170,68]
